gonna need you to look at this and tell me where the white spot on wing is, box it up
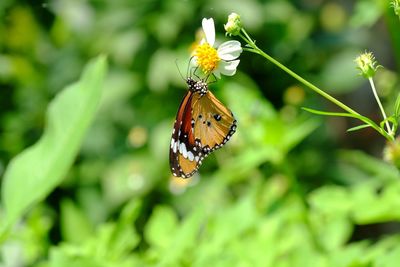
[188,151,194,161]
[179,142,188,158]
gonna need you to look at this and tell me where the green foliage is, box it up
[1,56,107,231]
[37,174,400,267]
[0,0,399,266]
[41,200,142,267]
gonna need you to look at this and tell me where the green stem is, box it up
[368,77,392,135]
[240,30,359,116]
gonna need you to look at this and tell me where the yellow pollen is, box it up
[194,42,220,73]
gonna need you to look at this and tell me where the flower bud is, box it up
[224,13,242,36]
[354,51,380,78]
[384,138,400,170]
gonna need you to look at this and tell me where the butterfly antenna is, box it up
[175,59,185,81]
[192,66,201,80]
[208,73,217,84]
[187,56,195,78]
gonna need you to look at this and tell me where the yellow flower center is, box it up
[194,42,220,73]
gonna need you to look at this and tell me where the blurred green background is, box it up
[1,0,400,266]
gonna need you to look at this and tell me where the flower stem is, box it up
[238,29,394,141]
[240,30,359,116]
[369,77,392,135]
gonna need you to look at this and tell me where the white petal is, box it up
[217,60,240,76]
[202,18,215,46]
[217,41,242,61]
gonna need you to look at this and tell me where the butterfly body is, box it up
[170,78,236,178]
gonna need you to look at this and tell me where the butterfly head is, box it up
[186,77,208,96]
[186,77,196,87]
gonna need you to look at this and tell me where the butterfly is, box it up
[169,77,237,178]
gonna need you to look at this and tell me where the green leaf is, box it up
[46,200,141,267]
[319,217,352,251]
[395,92,400,119]
[350,183,400,224]
[308,185,352,216]
[302,107,390,140]
[156,206,205,266]
[194,195,260,266]
[1,56,107,228]
[144,205,178,251]
[372,236,400,266]
[302,107,363,120]
[347,124,371,132]
[60,199,94,244]
[47,249,103,267]
[107,199,141,258]
[339,150,400,183]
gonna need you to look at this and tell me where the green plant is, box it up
[1,56,107,239]
[0,1,399,266]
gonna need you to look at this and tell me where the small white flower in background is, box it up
[192,18,242,78]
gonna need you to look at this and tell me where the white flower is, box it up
[193,18,242,78]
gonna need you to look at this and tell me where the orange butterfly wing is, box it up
[169,79,236,178]
[192,90,236,151]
